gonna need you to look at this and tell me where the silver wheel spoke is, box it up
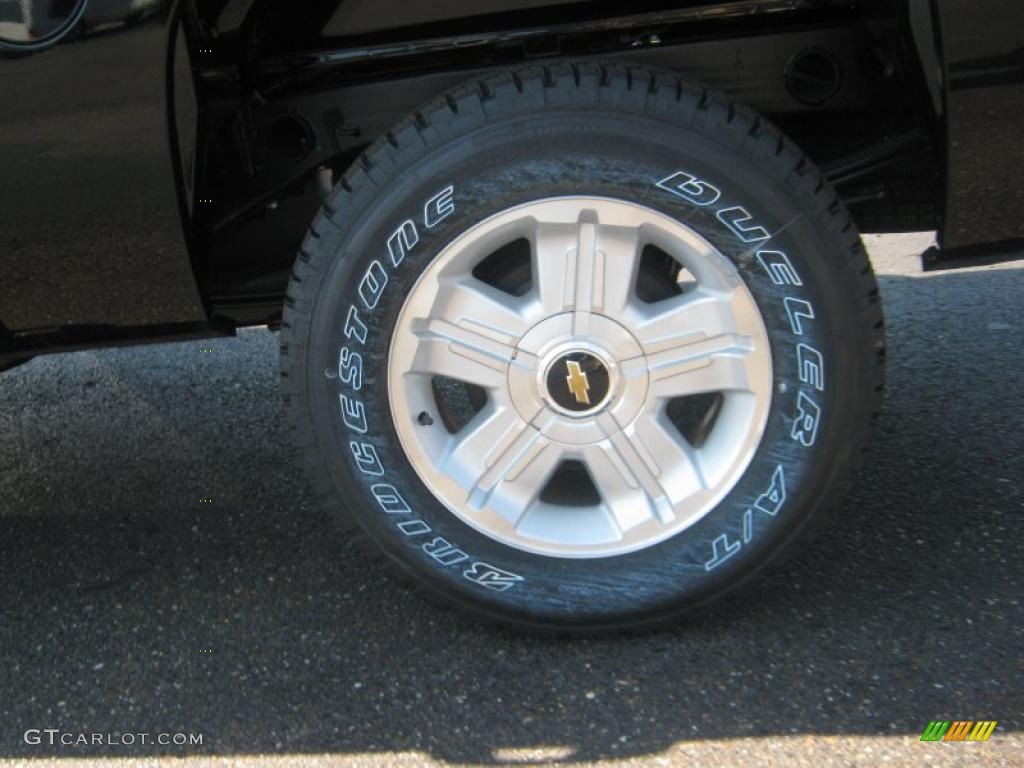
[410,317,517,388]
[630,288,739,349]
[585,412,706,529]
[531,220,576,315]
[532,216,639,322]
[409,276,538,387]
[449,410,563,523]
[442,405,526,478]
[580,441,666,533]
[645,335,754,398]
[627,289,757,398]
[495,440,565,526]
[430,276,534,343]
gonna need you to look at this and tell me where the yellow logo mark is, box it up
[565,360,591,405]
[944,721,998,742]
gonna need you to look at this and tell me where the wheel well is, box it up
[179,0,941,326]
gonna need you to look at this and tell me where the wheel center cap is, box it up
[508,312,646,444]
[545,350,611,416]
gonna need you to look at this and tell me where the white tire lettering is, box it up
[656,170,722,206]
[387,219,419,267]
[335,185,521,592]
[370,483,412,514]
[349,440,384,476]
[791,392,821,447]
[784,297,815,335]
[338,346,363,390]
[710,463,790,564]
[796,343,824,391]
[423,537,469,566]
[716,206,770,242]
[704,533,742,571]
[752,464,786,516]
[340,394,368,434]
[358,259,388,309]
[756,250,803,286]
[398,519,431,537]
[343,304,368,345]
[463,562,525,592]
[653,171,828,568]
[424,185,454,228]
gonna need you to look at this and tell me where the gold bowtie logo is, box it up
[565,360,591,405]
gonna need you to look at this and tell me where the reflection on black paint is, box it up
[0,0,204,332]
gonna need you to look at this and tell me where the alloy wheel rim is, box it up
[388,197,773,558]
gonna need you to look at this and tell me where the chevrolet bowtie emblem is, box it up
[565,360,591,405]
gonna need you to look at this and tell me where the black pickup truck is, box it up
[2,0,1021,631]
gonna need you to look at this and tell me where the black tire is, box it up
[280,62,885,632]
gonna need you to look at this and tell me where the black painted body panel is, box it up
[936,0,1024,249]
[0,0,204,335]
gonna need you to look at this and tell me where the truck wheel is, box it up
[280,62,884,631]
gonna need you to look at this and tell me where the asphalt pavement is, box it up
[0,233,1020,767]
